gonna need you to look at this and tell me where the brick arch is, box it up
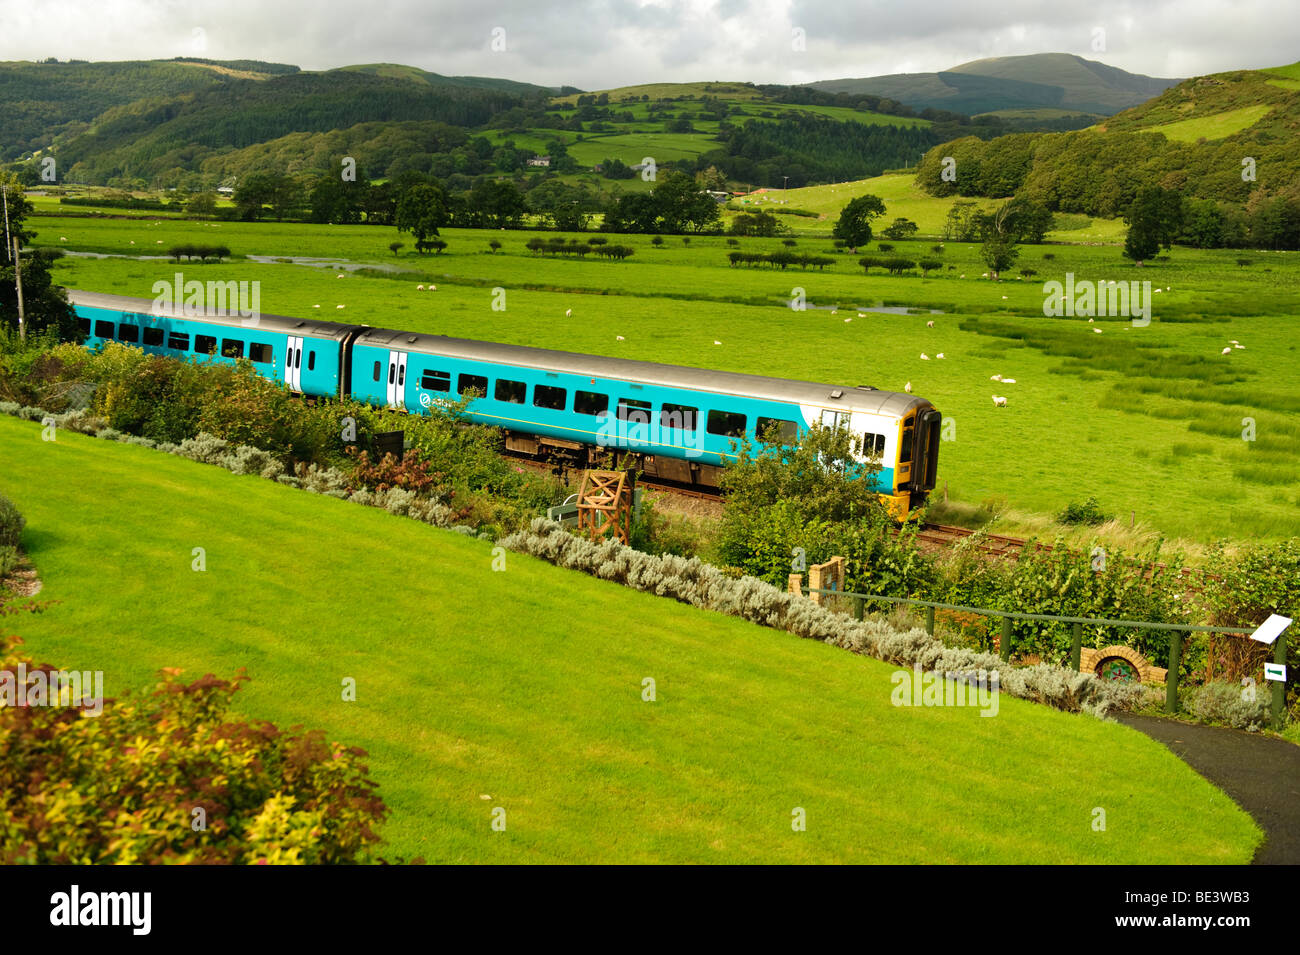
[1079,645,1168,684]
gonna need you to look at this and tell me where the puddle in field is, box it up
[807,304,944,315]
[59,250,405,273]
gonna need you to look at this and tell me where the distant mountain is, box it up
[808,53,1181,116]
[337,63,554,95]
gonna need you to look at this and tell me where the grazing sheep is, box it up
[713,340,722,345]
[844,318,852,323]
[336,304,346,309]
[1235,344,1245,349]
[926,320,935,328]
[1001,295,1008,300]
[1230,340,1239,344]
[129,240,135,245]
[936,353,945,359]
[616,335,625,341]
[857,312,865,318]
[831,310,838,315]
[429,285,437,291]
[1222,347,1232,355]
[1093,328,1102,333]
[992,395,1007,407]
[981,272,989,278]
[565,308,573,317]
[960,274,966,278]
[60,236,68,241]
[337,273,345,279]
[312,304,320,308]
[919,353,930,361]
[990,374,1003,381]
[1002,378,1017,384]
[904,381,912,393]
[417,285,425,291]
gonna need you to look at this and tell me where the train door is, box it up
[385,350,408,409]
[284,336,304,392]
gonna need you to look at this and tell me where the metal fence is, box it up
[803,586,1288,728]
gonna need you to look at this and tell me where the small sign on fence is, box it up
[1264,663,1287,683]
[1250,613,1292,645]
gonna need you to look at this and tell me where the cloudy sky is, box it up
[1,0,1295,88]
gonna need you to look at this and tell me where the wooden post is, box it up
[576,469,634,544]
[1070,622,1083,672]
[1274,632,1287,730]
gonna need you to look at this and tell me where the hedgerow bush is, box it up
[500,518,1140,720]
[1186,681,1273,732]
[0,494,24,549]
[0,630,388,863]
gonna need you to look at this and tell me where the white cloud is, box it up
[0,0,1294,88]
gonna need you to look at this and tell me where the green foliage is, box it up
[832,193,887,249]
[0,494,24,549]
[0,637,388,864]
[1186,681,1273,732]
[1058,497,1112,526]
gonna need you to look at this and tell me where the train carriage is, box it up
[68,291,356,400]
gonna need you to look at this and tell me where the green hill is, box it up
[810,53,1180,116]
[913,61,1300,224]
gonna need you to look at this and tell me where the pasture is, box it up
[35,190,1300,547]
[0,414,1262,863]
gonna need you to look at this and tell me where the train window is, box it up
[168,331,190,351]
[388,363,395,385]
[495,379,526,404]
[458,373,488,397]
[397,362,405,385]
[757,417,799,444]
[421,370,451,393]
[117,324,139,344]
[77,317,91,335]
[95,320,115,339]
[862,433,886,456]
[248,342,273,364]
[660,403,698,431]
[899,426,914,462]
[373,360,381,382]
[307,351,316,372]
[221,339,244,359]
[142,327,165,347]
[617,398,652,423]
[533,384,566,410]
[706,409,747,438]
[195,335,217,355]
[574,390,608,417]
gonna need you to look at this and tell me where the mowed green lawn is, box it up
[0,415,1261,863]
[46,222,1300,545]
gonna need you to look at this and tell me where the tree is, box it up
[881,217,918,240]
[396,183,451,254]
[832,194,886,251]
[0,176,77,340]
[977,201,1022,279]
[388,241,404,256]
[650,171,721,234]
[1124,186,1183,265]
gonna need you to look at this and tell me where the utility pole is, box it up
[2,185,24,341]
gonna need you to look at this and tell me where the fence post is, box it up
[853,596,864,621]
[1070,622,1082,672]
[1274,632,1287,731]
[925,605,935,636]
[1166,632,1182,714]
[1000,616,1012,663]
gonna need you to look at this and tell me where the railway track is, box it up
[506,452,1220,592]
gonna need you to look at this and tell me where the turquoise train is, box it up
[68,290,942,513]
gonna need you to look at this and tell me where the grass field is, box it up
[37,197,1300,548]
[0,414,1263,863]
[1144,105,1275,142]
